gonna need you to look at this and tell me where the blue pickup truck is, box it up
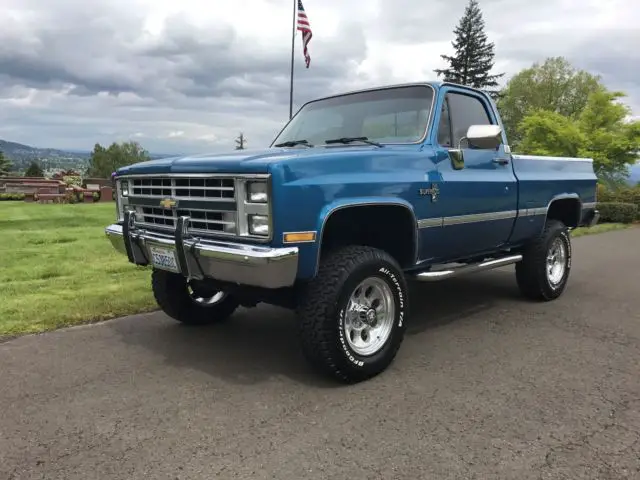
[106,81,599,383]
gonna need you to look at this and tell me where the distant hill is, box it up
[0,139,91,173]
[0,139,174,174]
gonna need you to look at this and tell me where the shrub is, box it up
[0,193,25,201]
[62,175,82,187]
[92,192,100,202]
[598,185,640,209]
[596,182,609,201]
[597,202,638,224]
[617,188,640,209]
[64,191,79,204]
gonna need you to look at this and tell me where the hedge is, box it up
[597,202,638,224]
[598,185,640,209]
[0,193,25,201]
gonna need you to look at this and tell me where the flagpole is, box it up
[289,0,296,120]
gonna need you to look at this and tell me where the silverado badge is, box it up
[419,183,439,202]
[159,198,178,209]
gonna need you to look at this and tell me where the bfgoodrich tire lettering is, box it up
[297,246,408,383]
[515,219,572,301]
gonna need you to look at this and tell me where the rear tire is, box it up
[151,269,240,325]
[515,219,572,301]
[296,246,408,384]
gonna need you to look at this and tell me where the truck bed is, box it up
[508,153,598,245]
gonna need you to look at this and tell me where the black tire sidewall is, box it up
[152,269,238,324]
[332,257,407,372]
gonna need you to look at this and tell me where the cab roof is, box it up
[303,81,489,105]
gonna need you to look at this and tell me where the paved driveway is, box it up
[2,228,639,479]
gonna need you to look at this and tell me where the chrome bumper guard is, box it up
[105,211,299,289]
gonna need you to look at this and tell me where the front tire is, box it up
[297,246,409,384]
[151,269,240,325]
[515,219,572,301]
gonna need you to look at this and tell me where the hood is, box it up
[115,147,300,176]
[114,145,407,176]
[114,144,428,184]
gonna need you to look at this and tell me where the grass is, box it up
[0,201,635,337]
[0,202,157,337]
[571,222,631,237]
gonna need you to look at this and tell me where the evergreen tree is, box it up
[0,150,11,177]
[434,0,503,93]
[25,161,44,177]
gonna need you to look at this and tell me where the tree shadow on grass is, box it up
[113,268,522,388]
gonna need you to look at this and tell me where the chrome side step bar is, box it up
[411,254,523,282]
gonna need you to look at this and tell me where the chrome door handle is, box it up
[492,158,510,165]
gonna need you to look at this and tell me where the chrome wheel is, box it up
[546,237,567,286]
[344,277,396,356]
[187,281,226,306]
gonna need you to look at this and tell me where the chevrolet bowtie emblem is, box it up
[159,198,177,209]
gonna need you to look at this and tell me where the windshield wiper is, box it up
[324,136,383,148]
[274,139,313,148]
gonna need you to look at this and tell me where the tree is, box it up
[235,132,247,150]
[497,57,605,148]
[518,90,640,182]
[518,111,586,158]
[0,150,11,177]
[576,90,640,181]
[87,141,150,178]
[434,0,504,93]
[25,161,44,177]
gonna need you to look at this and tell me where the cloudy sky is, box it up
[1,0,638,155]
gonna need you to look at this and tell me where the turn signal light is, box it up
[283,231,316,243]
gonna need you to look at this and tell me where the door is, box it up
[433,87,518,260]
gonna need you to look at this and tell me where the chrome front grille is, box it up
[132,178,234,200]
[127,176,238,236]
[135,207,235,234]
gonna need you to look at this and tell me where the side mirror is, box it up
[447,124,503,170]
[464,124,503,150]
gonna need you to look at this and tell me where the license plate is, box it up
[149,246,179,272]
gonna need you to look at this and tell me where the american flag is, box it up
[297,0,312,68]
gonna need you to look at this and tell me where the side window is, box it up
[437,100,452,147]
[447,92,493,147]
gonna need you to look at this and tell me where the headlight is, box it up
[247,181,267,203]
[248,214,269,236]
[115,179,130,221]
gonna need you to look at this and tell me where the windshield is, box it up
[272,85,434,147]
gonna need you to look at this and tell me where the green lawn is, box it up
[571,222,631,237]
[0,202,157,337]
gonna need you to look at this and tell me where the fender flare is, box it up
[312,197,419,276]
[543,193,583,231]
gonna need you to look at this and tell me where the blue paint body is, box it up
[115,82,598,281]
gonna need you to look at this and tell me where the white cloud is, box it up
[0,0,638,154]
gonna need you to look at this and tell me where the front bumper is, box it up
[105,212,299,289]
